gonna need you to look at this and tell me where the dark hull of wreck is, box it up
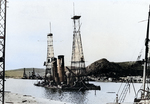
[62,85,101,90]
[34,83,101,91]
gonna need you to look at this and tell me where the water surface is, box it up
[5,79,142,104]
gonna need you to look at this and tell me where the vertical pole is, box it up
[0,0,7,103]
[142,6,150,98]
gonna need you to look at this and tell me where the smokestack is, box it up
[57,55,65,83]
[53,57,59,83]
[23,68,26,77]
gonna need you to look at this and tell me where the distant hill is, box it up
[5,68,45,78]
[86,58,143,78]
[5,59,144,79]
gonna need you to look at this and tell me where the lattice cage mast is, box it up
[44,33,55,81]
[71,15,85,75]
[0,0,7,104]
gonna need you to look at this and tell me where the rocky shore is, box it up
[5,91,70,104]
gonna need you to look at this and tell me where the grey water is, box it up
[5,79,142,104]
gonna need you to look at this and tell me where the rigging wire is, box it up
[131,37,145,62]
[117,82,123,94]
[131,81,136,96]
[131,19,146,61]
[137,47,144,61]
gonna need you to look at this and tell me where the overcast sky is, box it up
[5,0,150,70]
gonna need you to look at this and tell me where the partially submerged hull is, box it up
[62,84,100,90]
[34,82,100,91]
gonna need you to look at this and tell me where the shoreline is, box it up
[5,91,70,104]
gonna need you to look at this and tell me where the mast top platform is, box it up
[71,15,81,20]
[47,33,53,36]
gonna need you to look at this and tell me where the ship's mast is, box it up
[142,6,150,97]
[44,24,54,82]
[71,15,85,75]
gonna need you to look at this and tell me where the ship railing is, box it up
[134,88,150,102]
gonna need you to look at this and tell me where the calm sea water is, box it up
[5,79,142,104]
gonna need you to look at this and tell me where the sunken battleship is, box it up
[34,15,100,91]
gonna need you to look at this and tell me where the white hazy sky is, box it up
[6,0,150,70]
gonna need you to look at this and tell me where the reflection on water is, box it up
[5,79,143,104]
[44,88,88,104]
